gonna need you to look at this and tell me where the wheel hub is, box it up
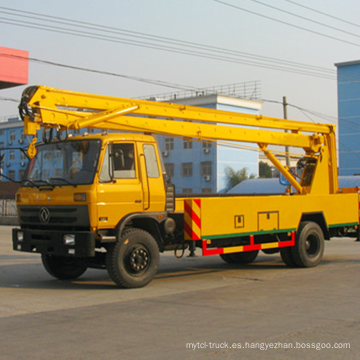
[129,248,149,272]
[305,235,319,256]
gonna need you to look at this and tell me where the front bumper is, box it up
[13,228,95,257]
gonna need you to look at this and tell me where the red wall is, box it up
[0,46,29,89]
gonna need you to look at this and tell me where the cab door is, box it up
[141,142,167,212]
[97,142,144,229]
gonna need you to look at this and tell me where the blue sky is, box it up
[1,0,360,125]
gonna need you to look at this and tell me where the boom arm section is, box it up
[19,85,339,194]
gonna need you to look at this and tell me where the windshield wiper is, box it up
[34,180,53,187]
[22,179,54,190]
[50,177,77,188]
[21,179,37,187]
[35,180,55,190]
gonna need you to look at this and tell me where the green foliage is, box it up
[259,161,273,178]
[225,166,256,191]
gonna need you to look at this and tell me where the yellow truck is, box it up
[11,85,360,288]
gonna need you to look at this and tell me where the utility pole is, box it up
[283,96,291,167]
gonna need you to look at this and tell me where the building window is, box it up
[0,142,4,149]
[10,151,15,161]
[165,138,174,150]
[202,188,212,194]
[20,131,26,141]
[87,128,95,133]
[0,130,4,136]
[182,162,193,177]
[10,131,16,141]
[21,151,26,160]
[200,161,212,176]
[202,141,212,149]
[19,170,25,181]
[73,129,80,135]
[8,170,15,180]
[183,188,193,194]
[165,163,174,177]
[183,139,193,149]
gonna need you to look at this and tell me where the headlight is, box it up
[74,193,86,202]
[63,234,75,245]
[17,231,24,242]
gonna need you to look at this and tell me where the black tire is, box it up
[219,253,234,264]
[292,221,324,268]
[280,247,298,267]
[220,250,259,264]
[106,228,160,288]
[41,254,87,280]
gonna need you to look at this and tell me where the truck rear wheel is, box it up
[41,255,87,280]
[106,228,160,288]
[220,250,259,264]
[292,221,324,267]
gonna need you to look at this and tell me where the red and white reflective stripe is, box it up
[184,199,201,240]
[202,232,295,256]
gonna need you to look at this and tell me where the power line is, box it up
[1,4,333,75]
[1,5,359,84]
[262,98,338,123]
[288,104,338,123]
[212,0,360,48]
[291,106,360,132]
[1,5,360,96]
[0,7,335,76]
[2,6,332,74]
[249,0,360,40]
[0,18,336,81]
[0,97,18,102]
[0,6,338,80]
[0,52,200,92]
[283,0,360,30]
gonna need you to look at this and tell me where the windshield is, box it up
[23,139,102,187]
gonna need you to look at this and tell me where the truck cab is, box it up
[13,132,177,287]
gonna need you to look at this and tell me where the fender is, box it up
[117,212,168,233]
[114,212,172,251]
[299,212,329,239]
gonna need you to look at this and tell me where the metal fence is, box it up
[0,199,17,217]
[141,81,261,102]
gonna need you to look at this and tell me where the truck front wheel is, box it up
[106,228,160,288]
[41,255,88,280]
[292,221,324,267]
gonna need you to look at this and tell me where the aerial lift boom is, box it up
[20,85,338,195]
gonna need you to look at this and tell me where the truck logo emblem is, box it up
[39,207,50,224]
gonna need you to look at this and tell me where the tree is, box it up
[225,166,256,191]
[259,161,273,178]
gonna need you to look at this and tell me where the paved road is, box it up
[0,225,359,359]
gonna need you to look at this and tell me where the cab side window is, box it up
[113,143,135,178]
[143,144,160,178]
[99,143,136,182]
[99,145,110,182]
